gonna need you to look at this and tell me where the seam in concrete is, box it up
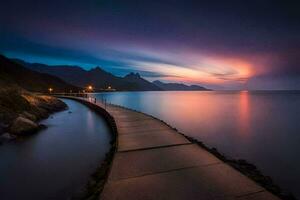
[117,123,167,128]
[115,118,154,123]
[117,128,176,135]
[109,164,220,182]
[118,142,193,153]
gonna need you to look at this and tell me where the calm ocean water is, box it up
[0,99,111,200]
[93,91,300,198]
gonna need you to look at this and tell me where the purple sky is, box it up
[1,0,299,89]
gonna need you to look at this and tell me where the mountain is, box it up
[153,80,209,91]
[13,58,209,91]
[0,55,79,92]
[124,73,162,91]
[15,59,162,91]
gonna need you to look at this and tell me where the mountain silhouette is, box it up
[153,80,209,91]
[15,60,161,91]
[1,55,79,92]
[13,58,209,91]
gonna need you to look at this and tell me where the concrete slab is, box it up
[112,112,147,117]
[110,144,221,180]
[117,124,171,134]
[114,114,152,121]
[117,128,179,136]
[108,110,133,115]
[117,119,168,128]
[101,164,264,200]
[118,131,190,151]
[107,108,147,116]
[116,118,155,124]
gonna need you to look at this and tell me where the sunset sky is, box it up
[1,0,299,89]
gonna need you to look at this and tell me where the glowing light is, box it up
[87,85,93,91]
[48,88,53,93]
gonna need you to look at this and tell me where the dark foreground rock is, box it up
[0,88,67,137]
[0,132,16,142]
[10,116,38,134]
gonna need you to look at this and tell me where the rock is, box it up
[30,107,49,120]
[10,117,39,135]
[35,96,67,113]
[38,124,47,130]
[0,122,7,134]
[20,111,37,122]
[0,132,16,142]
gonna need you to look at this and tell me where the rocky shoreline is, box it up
[0,88,67,143]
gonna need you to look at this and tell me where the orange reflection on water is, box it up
[238,91,250,136]
[158,91,220,132]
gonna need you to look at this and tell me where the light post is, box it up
[48,87,53,94]
[86,85,93,101]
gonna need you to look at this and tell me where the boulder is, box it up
[0,122,6,134]
[0,132,16,142]
[10,117,39,135]
[20,111,37,122]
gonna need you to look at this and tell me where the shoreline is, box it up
[0,89,68,143]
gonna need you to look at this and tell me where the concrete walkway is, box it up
[63,97,280,200]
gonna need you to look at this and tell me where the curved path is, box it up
[60,96,280,200]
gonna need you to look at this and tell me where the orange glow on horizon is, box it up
[131,55,255,86]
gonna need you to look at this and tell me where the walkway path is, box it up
[61,96,280,200]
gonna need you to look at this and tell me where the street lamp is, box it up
[87,85,93,91]
[48,88,53,93]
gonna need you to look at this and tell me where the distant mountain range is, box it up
[124,72,162,91]
[153,80,209,91]
[11,58,210,91]
[13,59,161,91]
[0,55,79,92]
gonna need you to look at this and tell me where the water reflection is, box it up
[238,91,250,136]
[87,109,95,133]
[0,99,111,200]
